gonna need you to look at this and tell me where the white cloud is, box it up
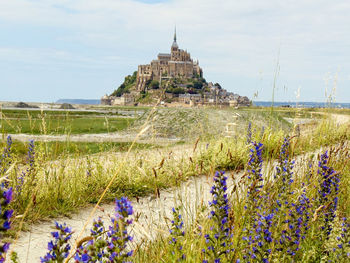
[0,47,122,68]
[0,0,349,102]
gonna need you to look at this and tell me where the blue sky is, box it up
[0,0,349,103]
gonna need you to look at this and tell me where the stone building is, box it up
[136,29,202,91]
[178,93,202,105]
[101,93,135,106]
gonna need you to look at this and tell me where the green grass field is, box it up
[0,109,136,134]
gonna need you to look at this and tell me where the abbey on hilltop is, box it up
[101,29,250,107]
[136,28,203,91]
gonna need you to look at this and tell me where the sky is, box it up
[0,0,349,103]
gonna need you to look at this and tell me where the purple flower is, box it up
[74,253,90,262]
[27,140,35,167]
[169,206,186,261]
[203,171,233,262]
[332,217,350,259]
[278,193,311,257]
[274,137,294,199]
[16,140,37,196]
[246,142,264,201]
[41,222,72,262]
[76,197,134,262]
[115,196,134,218]
[243,142,278,261]
[317,151,340,237]
[3,187,13,204]
[0,185,14,262]
[0,136,12,187]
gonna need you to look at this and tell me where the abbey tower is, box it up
[136,29,203,91]
[102,29,250,107]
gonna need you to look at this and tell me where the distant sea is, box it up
[253,101,350,109]
[56,99,100,105]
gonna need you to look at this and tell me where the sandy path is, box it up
[7,145,322,262]
[2,132,181,144]
[309,112,350,125]
[9,172,228,262]
[330,113,350,125]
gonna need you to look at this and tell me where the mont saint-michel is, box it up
[102,30,250,107]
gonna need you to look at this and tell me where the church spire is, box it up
[171,26,178,50]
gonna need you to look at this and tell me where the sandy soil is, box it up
[330,113,350,125]
[8,172,231,262]
[4,131,180,144]
[309,112,350,125]
[7,144,327,262]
